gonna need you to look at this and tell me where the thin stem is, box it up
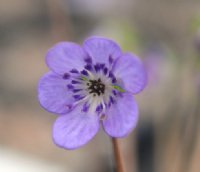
[112,138,125,172]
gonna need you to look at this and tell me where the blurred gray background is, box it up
[0,0,200,172]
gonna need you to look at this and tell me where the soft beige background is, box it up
[0,0,200,172]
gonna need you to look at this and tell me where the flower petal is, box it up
[46,42,87,74]
[83,37,122,66]
[103,93,138,137]
[52,104,100,149]
[38,72,74,114]
[112,53,147,94]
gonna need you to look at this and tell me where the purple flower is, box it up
[38,36,147,149]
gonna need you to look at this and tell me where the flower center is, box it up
[87,78,105,96]
[65,58,125,116]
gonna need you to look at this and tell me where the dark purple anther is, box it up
[109,96,115,104]
[81,70,88,76]
[71,80,81,84]
[63,73,70,80]
[82,102,89,112]
[108,96,115,107]
[103,67,108,75]
[100,63,105,69]
[84,64,92,71]
[94,63,100,72]
[112,90,117,96]
[84,57,92,64]
[73,95,84,100]
[108,72,114,79]
[70,69,79,73]
[73,89,82,93]
[109,55,113,64]
[96,104,103,113]
[67,84,74,90]
[112,77,117,83]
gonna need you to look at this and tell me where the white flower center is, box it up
[81,70,115,116]
[66,63,118,118]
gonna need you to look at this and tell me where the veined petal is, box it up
[38,72,74,114]
[103,93,138,137]
[83,37,122,66]
[46,42,87,74]
[53,104,100,149]
[112,53,147,94]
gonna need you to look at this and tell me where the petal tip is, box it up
[52,111,100,150]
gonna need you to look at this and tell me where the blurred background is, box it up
[0,0,200,172]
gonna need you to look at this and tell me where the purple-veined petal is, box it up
[112,53,147,94]
[52,104,100,149]
[103,93,138,137]
[46,42,87,74]
[38,72,74,114]
[83,37,122,67]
